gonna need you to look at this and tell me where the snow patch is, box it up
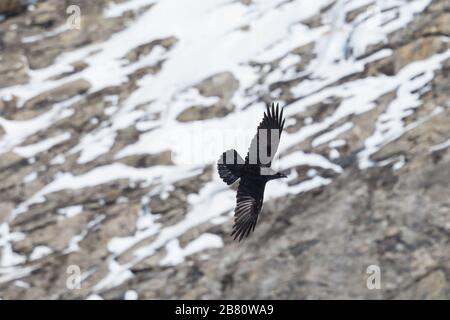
[160,233,224,266]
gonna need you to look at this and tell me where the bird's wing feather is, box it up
[245,102,285,167]
[231,177,264,242]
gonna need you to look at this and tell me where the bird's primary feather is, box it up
[231,178,264,242]
[245,102,285,167]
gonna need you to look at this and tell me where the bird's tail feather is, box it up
[218,149,244,185]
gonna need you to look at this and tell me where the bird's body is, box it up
[217,103,286,241]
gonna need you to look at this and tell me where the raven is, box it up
[218,103,287,241]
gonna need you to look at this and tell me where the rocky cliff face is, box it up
[0,0,449,299]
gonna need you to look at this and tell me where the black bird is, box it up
[217,103,287,241]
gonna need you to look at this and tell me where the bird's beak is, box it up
[281,173,288,178]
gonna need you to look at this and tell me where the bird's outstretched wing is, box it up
[245,102,285,167]
[231,177,265,242]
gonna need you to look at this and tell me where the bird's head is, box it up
[266,171,288,180]
[274,171,288,179]
[260,167,287,180]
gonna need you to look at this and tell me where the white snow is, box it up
[124,290,138,300]
[104,0,158,18]
[14,280,31,289]
[86,294,104,300]
[160,233,224,266]
[12,163,203,217]
[358,50,450,168]
[22,24,68,44]
[23,171,38,183]
[0,97,78,155]
[0,223,26,268]
[312,122,353,147]
[329,148,340,159]
[279,150,343,173]
[63,214,105,254]
[0,266,37,284]
[430,138,450,152]
[70,127,116,164]
[392,156,406,171]
[13,132,71,158]
[93,259,133,292]
[49,154,66,165]
[57,205,83,219]
[328,139,346,148]
[29,246,53,261]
